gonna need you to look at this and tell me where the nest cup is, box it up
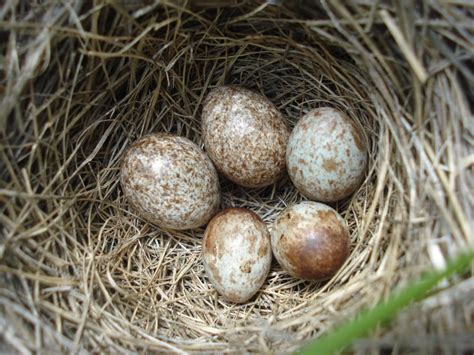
[1,1,472,353]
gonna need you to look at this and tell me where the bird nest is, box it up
[1,1,472,353]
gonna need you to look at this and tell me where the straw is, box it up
[0,1,472,352]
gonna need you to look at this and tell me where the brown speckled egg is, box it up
[202,208,272,303]
[120,133,220,230]
[201,86,289,188]
[271,201,349,281]
[287,107,367,202]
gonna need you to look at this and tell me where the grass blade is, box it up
[299,249,474,355]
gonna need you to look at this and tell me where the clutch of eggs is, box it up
[287,107,367,202]
[120,133,220,230]
[201,86,289,188]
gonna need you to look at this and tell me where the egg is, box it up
[120,133,220,230]
[201,86,289,188]
[287,107,367,202]
[271,201,349,281]
[202,208,272,303]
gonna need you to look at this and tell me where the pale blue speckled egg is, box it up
[287,107,367,202]
[202,208,272,303]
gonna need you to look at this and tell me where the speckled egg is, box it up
[271,201,349,281]
[287,107,367,202]
[201,86,289,188]
[120,133,220,230]
[202,208,272,303]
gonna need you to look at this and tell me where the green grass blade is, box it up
[299,249,474,355]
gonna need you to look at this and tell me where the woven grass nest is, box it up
[1,1,473,353]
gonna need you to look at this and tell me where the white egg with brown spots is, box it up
[202,208,272,303]
[202,86,289,188]
[287,107,367,202]
[120,133,220,230]
[271,201,350,281]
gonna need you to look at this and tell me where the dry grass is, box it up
[0,0,473,353]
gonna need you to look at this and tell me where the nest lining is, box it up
[0,1,472,353]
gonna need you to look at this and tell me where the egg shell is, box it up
[287,107,367,202]
[202,86,289,188]
[202,208,272,303]
[271,201,349,281]
[120,133,220,230]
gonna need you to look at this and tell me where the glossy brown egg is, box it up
[202,208,272,303]
[120,133,220,230]
[201,86,289,188]
[271,201,349,281]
